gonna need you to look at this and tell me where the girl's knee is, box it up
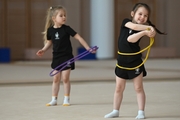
[134,86,144,93]
[62,78,69,83]
[115,85,125,93]
[53,77,60,83]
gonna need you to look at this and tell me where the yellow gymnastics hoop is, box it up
[116,37,154,70]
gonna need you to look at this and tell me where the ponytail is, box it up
[42,5,65,44]
[42,7,54,44]
[147,20,167,35]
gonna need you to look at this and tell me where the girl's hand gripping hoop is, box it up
[49,46,99,76]
[116,28,154,70]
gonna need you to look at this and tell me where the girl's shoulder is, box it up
[62,24,76,31]
[121,18,132,27]
[62,24,71,28]
[47,26,54,31]
[122,18,132,23]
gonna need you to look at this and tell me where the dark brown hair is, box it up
[132,3,166,35]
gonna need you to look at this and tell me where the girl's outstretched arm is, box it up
[74,34,91,50]
[125,22,154,32]
[127,29,156,43]
[36,40,52,57]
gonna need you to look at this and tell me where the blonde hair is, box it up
[42,5,66,44]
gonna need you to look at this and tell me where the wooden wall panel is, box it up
[25,0,51,53]
[30,1,50,48]
[0,0,52,60]
[0,0,2,47]
[1,0,178,60]
[0,0,7,47]
[6,0,27,60]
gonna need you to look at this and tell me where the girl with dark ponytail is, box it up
[104,3,166,119]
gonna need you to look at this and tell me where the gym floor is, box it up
[0,59,180,120]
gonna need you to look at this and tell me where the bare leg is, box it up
[46,71,61,106]
[52,71,61,96]
[62,69,71,106]
[113,76,126,110]
[104,76,126,118]
[133,73,146,119]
